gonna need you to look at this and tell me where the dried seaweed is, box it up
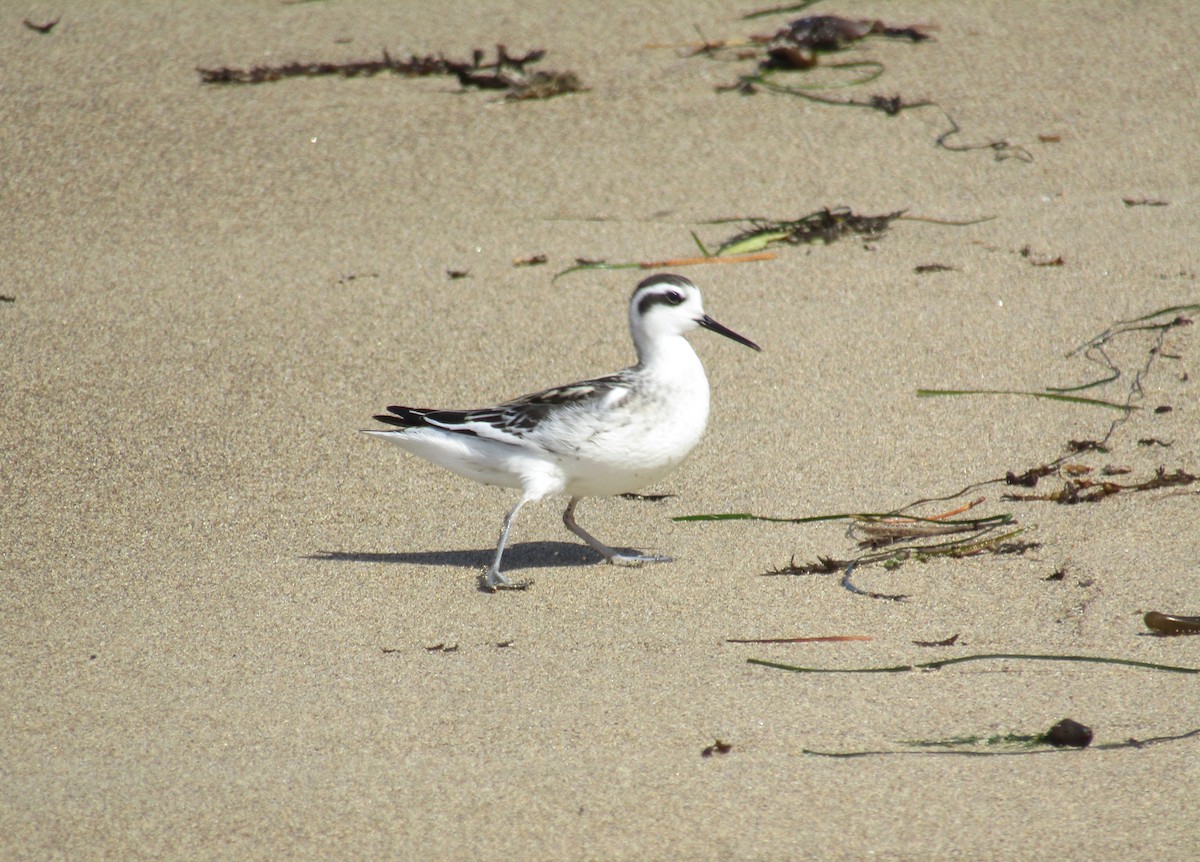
[924,306,1195,423]
[1003,467,1196,504]
[686,13,1034,162]
[198,45,585,100]
[554,209,985,280]
[199,50,453,83]
[764,555,845,576]
[749,652,1200,675]
[713,207,903,256]
[688,303,1195,599]
[935,112,1033,162]
[721,503,1032,601]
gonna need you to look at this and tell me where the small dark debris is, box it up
[1020,246,1064,266]
[1037,134,1062,143]
[1044,718,1093,749]
[992,540,1042,555]
[424,642,459,653]
[764,555,844,576]
[1137,437,1172,447]
[619,492,675,502]
[1154,405,1173,414]
[496,639,516,648]
[23,17,60,33]
[914,263,956,274]
[1067,439,1108,453]
[0,295,15,303]
[447,270,470,280]
[1100,465,1132,476]
[336,272,379,285]
[1044,566,1068,582]
[513,255,548,267]
[913,633,959,647]
[1006,464,1056,487]
[505,70,584,101]
[1123,197,1168,207]
[868,94,908,115]
[701,739,733,757]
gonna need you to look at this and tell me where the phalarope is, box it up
[365,273,760,590]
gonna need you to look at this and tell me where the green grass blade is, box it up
[551,260,641,282]
[717,231,791,257]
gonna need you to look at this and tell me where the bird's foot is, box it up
[482,568,532,592]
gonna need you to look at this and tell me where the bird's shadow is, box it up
[308,541,603,572]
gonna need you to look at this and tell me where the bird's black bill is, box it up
[699,315,761,351]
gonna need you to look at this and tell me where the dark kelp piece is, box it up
[1144,612,1200,636]
[1044,718,1093,748]
[764,15,930,70]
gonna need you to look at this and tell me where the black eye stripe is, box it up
[632,273,696,316]
[637,288,687,316]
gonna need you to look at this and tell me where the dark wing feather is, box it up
[373,371,632,439]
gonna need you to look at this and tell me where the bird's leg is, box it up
[562,496,673,566]
[484,497,532,591]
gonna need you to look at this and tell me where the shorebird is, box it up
[365,273,760,589]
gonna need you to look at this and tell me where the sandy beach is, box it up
[3,2,1198,858]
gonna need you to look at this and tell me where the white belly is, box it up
[547,375,711,497]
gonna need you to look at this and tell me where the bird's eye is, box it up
[666,290,684,305]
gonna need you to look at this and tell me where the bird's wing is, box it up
[374,371,633,446]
